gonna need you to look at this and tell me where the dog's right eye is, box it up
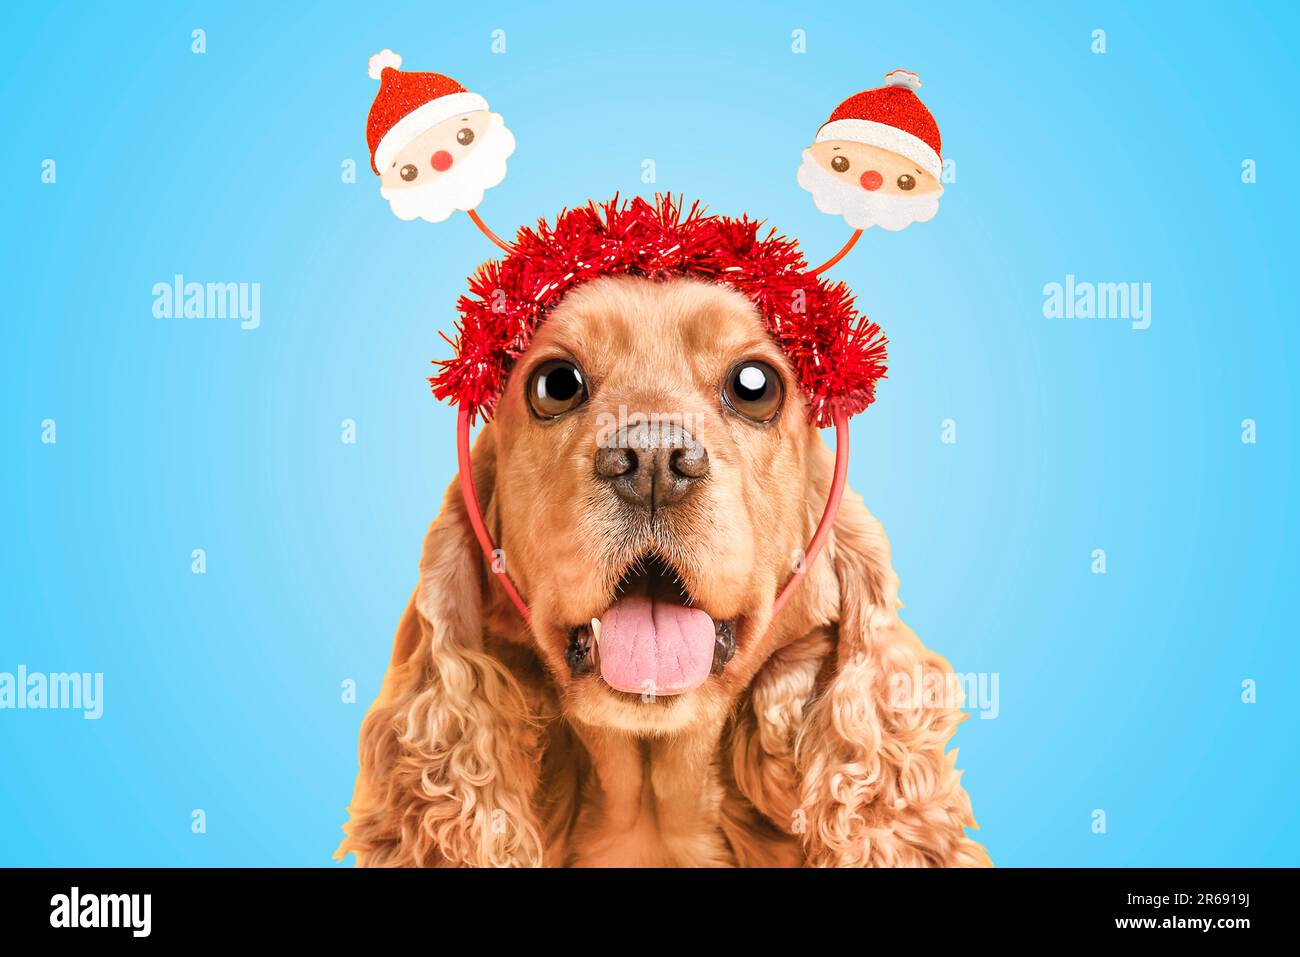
[831,155,850,173]
[400,164,419,181]
[527,359,588,419]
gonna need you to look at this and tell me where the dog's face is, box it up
[487,276,820,733]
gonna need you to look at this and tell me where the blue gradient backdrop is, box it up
[2,1,1296,866]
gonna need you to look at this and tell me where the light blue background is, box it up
[2,1,1296,867]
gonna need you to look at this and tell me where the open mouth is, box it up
[566,554,736,697]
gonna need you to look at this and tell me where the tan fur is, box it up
[339,276,989,867]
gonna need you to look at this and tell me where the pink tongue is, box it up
[598,595,715,696]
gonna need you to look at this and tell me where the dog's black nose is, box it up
[594,420,708,510]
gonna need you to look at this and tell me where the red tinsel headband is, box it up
[429,195,888,427]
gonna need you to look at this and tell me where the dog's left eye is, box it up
[527,359,588,419]
[723,360,783,423]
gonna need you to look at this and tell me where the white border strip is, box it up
[375,92,489,171]
[815,118,941,180]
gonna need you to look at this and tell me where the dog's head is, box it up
[345,193,988,868]
[484,274,827,732]
[347,267,988,869]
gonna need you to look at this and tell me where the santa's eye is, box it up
[830,155,850,173]
[723,360,783,423]
[897,174,916,191]
[400,164,419,181]
[456,128,475,146]
[527,359,588,419]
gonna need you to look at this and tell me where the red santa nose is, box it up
[860,170,883,191]
[431,150,454,172]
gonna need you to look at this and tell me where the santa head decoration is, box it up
[798,70,945,232]
[366,50,516,223]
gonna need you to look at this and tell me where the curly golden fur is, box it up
[338,275,989,867]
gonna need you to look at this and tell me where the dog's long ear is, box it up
[338,425,544,867]
[794,488,990,867]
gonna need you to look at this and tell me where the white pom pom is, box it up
[884,69,922,92]
[369,49,402,80]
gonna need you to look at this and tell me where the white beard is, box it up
[797,150,941,232]
[380,114,516,223]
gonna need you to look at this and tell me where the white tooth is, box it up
[591,618,602,646]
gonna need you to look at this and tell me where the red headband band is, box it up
[433,195,883,625]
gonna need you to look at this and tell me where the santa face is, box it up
[798,141,942,232]
[378,110,516,223]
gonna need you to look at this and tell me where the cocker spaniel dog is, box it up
[338,265,989,867]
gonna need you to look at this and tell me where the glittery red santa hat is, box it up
[366,50,489,174]
[430,195,888,428]
[815,70,942,180]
